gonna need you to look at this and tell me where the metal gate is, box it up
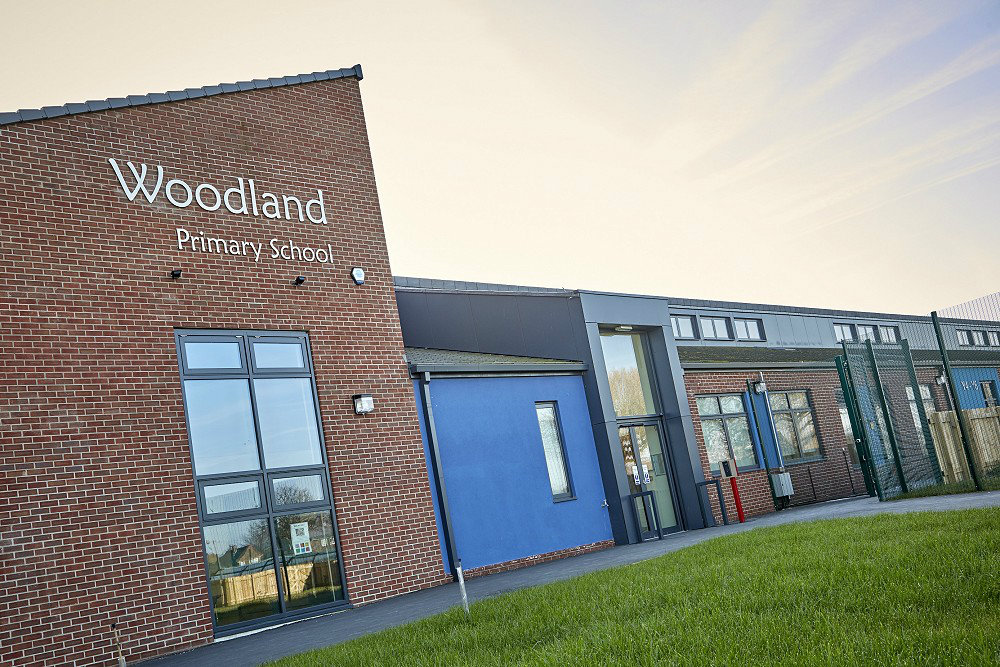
[838,340,943,499]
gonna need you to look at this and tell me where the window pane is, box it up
[678,317,694,338]
[701,419,729,470]
[957,331,970,345]
[788,392,809,409]
[254,378,324,469]
[725,417,756,468]
[536,404,571,497]
[185,341,242,369]
[273,475,325,506]
[696,396,720,415]
[774,413,798,459]
[719,395,744,414]
[203,519,279,627]
[795,411,819,454]
[600,332,657,417]
[274,511,344,610]
[746,320,762,340]
[204,481,261,514]
[769,392,789,411]
[253,342,305,369]
[734,319,748,339]
[185,379,260,475]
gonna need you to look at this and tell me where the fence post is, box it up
[901,339,944,485]
[930,311,983,491]
[866,339,908,495]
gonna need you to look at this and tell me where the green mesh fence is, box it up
[842,341,943,498]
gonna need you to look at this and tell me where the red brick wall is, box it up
[464,540,615,579]
[0,79,447,666]
[684,369,870,523]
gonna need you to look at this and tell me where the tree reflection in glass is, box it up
[273,511,344,610]
[203,519,280,626]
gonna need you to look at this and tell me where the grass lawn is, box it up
[270,510,1000,666]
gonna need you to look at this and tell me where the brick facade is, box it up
[0,77,447,666]
[684,369,870,523]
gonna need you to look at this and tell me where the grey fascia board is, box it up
[409,362,587,375]
[0,65,364,127]
[681,361,838,371]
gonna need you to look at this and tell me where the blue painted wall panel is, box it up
[414,375,613,571]
[952,367,1000,409]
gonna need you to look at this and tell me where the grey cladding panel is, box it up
[468,295,526,356]
[516,296,584,361]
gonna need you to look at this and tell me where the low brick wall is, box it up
[463,540,616,578]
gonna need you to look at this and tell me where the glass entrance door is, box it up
[618,423,679,539]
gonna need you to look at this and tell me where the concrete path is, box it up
[144,491,1000,666]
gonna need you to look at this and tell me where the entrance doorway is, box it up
[618,423,679,539]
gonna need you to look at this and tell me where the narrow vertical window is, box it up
[535,402,573,500]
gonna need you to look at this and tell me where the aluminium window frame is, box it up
[694,393,761,474]
[970,330,987,346]
[670,314,699,341]
[834,323,857,343]
[957,329,972,346]
[175,329,350,637]
[700,316,733,341]
[534,401,576,503]
[877,325,900,343]
[768,389,823,464]
[856,325,879,342]
[733,317,765,342]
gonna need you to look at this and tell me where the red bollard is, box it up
[729,476,746,523]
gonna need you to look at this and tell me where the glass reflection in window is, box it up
[204,481,261,514]
[600,332,657,417]
[254,378,324,469]
[253,342,305,369]
[185,379,260,475]
[273,475,325,506]
[203,519,280,626]
[274,511,344,610]
[185,341,242,369]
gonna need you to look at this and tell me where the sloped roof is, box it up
[0,65,363,127]
[405,347,586,374]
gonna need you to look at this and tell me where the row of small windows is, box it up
[671,314,765,342]
[957,329,1000,347]
[833,323,900,344]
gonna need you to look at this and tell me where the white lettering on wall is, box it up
[108,158,328,225]
[175,227,336,265]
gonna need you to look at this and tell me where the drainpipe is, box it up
[746,378,779,510]
[418,371,461,580]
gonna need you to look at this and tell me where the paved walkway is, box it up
[145,491,1000,666]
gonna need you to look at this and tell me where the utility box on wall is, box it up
[771,472,794,497]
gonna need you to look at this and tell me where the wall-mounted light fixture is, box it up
[293,276,306,286]
[614,325,633,332]
[170,269,182,279]
[351,267,366,285]
[353,393,374,414]
[753,380,768,394]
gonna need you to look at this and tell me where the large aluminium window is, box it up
[695,394,758,473]
[768,391,821,463]
[600,331,658,417]
[670,315,698,340]
[177,330,345,632]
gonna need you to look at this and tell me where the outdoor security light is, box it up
[293,276,306,286]
[351,267,366,285]
[353,393,374,414]
[170,269,182,279]
[614,325,633,332]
